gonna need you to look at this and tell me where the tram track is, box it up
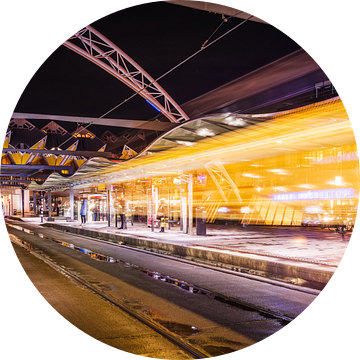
[7,219,321,295]
[9,231,211,359]
[7,220,298,324]
[7,219,319,357]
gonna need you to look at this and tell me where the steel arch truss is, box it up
[204,160,242,204]
[64,26,189,123]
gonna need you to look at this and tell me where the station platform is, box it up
[7,216,353,290]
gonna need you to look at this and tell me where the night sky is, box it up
[13,1,300,134]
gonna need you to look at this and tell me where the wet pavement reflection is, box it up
[156,321,201,336]
[8,222,293,323]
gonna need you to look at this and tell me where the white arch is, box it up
[63,26,189,123]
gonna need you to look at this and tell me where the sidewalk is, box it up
[14,216,353,289]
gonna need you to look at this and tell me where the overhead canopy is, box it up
[27,97,353,191]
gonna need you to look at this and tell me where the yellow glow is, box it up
[90,98,354,182]
[42,98,360,226]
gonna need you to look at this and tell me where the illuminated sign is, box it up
[310,151,358,165]
[196,171,207,186]
[271,188,357,201]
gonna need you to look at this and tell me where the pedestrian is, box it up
[80,199,87,225]
[91,202,99,221]
[94,202,99,221]
[116,198,126,229]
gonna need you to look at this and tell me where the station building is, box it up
[1,9,358,232]
[2,95,358,233]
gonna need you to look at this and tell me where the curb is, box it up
[42,222,334,288]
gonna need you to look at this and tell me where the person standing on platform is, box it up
[116,198,126,229]
[80,199,87,225]
[91,202,99,221]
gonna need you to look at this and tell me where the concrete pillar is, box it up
[48,190,52,217]
[188,174,193,235]
[107,184,111,227]
[40,191,44,223]
[181,196,187,234]
[33,191,37,216]
[70,186,74,220]
[21,188,25,217]
[8,195,12,216]
[168,181,171,230]
[151,184,154,232]
[24,190,30,213]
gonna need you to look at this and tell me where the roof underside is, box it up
[27,97,352,191]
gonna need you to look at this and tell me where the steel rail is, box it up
[7,221,305,320]
[38,222,322,294]
[13,225,296,323]
[9,232,210,359]
[7,220,321,295]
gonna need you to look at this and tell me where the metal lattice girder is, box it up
[8,137,47,166]
[64,26,189,123]
[204,160,242,204]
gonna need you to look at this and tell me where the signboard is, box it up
[271,188,357,201]
[97,183,106,191]
[196,171,207,186]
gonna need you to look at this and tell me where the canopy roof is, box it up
[29,97,354,191]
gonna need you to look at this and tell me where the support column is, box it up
[33,191,37,217]
[70,185,74,221]
[21,188,25,217]
[168,180,171,230]
[181,196,187,234]
[48,190,52,218]
[188,174,193,235]
[179,175,187,233]
[24,190,30,213]
[123,186,127,229]
[107,184,111,227]
[40,191,44,223]
[151,183,154,232]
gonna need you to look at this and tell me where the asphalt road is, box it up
[7,221,318,358]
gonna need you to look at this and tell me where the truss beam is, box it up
[64,26,189,123]
[12,113,176,131]
[2,148,113,158]
[204,160,242,204]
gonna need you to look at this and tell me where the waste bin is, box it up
[196,207,206,235]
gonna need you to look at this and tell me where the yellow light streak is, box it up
[98,98,354,181]
[37,97,358,191]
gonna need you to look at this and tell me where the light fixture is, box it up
[176,140,194,146]
[268,169,289,174]
[243,173,262,178]
[196,128,215,137]
[224,115,246,126]
[335,176,342,186]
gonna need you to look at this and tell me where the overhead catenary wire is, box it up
[201,11,244,49]
[57,14,254,149]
